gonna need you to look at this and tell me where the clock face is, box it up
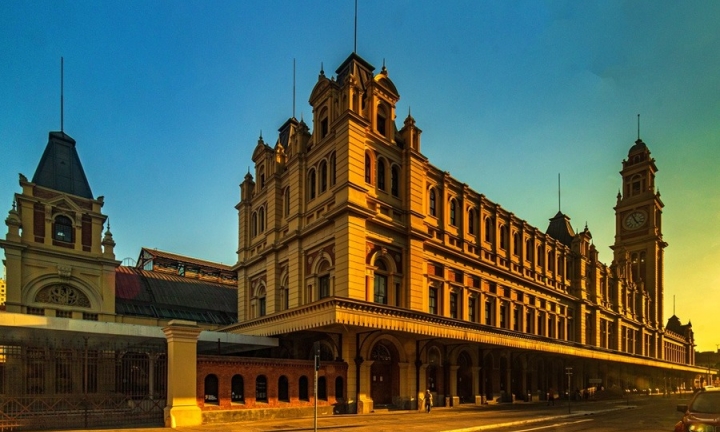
[624,211,647,230]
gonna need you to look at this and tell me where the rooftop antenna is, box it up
[293,58,296,119]
[558,173,561,212]
[354,0,358,53]
[60,57,64,132]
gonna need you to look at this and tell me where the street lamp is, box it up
[565,367,573,414]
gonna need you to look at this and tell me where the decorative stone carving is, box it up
[35,284,91,308]
[57,265,72,279]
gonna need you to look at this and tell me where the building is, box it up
[227,52,700,412]
[0,50,711,429]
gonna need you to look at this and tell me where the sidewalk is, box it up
[63,398,640,432]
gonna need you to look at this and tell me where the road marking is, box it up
[513,418,594,431]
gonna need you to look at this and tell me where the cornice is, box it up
[224,297,705,373]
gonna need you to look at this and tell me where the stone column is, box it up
[163,320,203,428]
[449,365,459,406]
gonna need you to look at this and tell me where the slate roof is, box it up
[546,211,576,247]
[115,266,237,325]
[32,131,93,199]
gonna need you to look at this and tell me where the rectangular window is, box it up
[82,313,98,321]
[450,292,458,319]
[526,310,533,333]
[373,275,387,304]
[429,287,438,315]
[468,297,476,322]
[499,303,506,328]
[484,300,492,325]
[56,310,72,318]
[27,307,45,316]
[319,275,330,299]
[513,307,520,331]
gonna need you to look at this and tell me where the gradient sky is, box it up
[1,1,718,351]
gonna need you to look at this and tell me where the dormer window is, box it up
[53,215,73,242]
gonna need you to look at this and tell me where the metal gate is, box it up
[0,333,167,431]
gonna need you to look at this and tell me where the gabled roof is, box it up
[115,266,237,325]
[32,131,93,199]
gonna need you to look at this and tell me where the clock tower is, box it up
[611,136,667,337]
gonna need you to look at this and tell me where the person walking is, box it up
[424,389,433,412]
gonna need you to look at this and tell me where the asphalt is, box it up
[61,397,645,432]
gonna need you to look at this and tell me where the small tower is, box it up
[0,131,119,319]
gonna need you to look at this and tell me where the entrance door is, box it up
[370,342,394,405]
[457,352,473,403]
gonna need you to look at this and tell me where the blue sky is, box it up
[1,0,719,351]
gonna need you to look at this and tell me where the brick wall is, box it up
[197,355,348,411]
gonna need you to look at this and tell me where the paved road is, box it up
[65,394,692,432]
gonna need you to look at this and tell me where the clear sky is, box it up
[1,1,718,351]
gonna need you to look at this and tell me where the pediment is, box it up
[45,194,84,213]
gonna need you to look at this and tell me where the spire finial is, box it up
[320,62,325,77]
[354,0,358,53]
[107,217,111,230]
[637,113,640,140]
[60,57,64,132]
[673,294,676,315]
[558,173,561,212]
[292,58,296,119]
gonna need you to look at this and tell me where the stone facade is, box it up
[228,52,700,412]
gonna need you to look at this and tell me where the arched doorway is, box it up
[483,353,494,401]
[426,346,441,393]
[370,341,398,406]
[456,351,473,403]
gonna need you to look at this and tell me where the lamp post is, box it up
[565,367,573,414]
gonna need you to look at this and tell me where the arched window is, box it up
[284,187,291,216]
[429,189,436,216]
[499,225,508,249]
[258,207,265,233]
[299,376,309,401]
[308,169,316,200]
[525,239,533,261]
[254,285,267,318]
[378,159,386,191]
[513,232,521,256]
[335,377,344,401]
[320,160,328,193]
[255,375,268,402]
[548,251,555,272]
[53,215,74,242]
[251,212,258,237]
[231,375,244,403]
[278,376,289,402]
[365,153,372,184]
[317,259,331,299]
[318,376,327,400]
[391,165,400,197]
[204,374,219,404]
[468,208,475,234]
[374,259,388,304]
[449,199,457,226]
[330,152,336,186]
[484,217,493,242]
[537,245,544,266]
[280,275,290,311]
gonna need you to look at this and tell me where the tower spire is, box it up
[354,0,358,53]
[293,58,296,119]
[558,173,561,212]
[60,57,64,133]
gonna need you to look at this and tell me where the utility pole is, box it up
[314,343,320,432]
[565,367,573,414]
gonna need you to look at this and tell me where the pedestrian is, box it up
[425,389,433,412]
[547,388,555,406]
